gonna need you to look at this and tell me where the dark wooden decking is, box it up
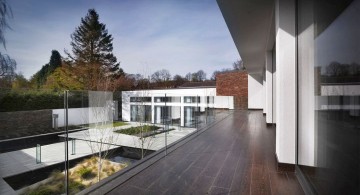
[106,111,304,194]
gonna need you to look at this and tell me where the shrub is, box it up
[0,89,88,112]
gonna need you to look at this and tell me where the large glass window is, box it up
[184,106,199,127]
[130,105,152,122]
[297,0,360,194]
[130,96,151,102]
[184,96,200,103]
[154,96,180,103]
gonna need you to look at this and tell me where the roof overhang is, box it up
[217,0,275,74]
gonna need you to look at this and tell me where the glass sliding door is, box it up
[297,0,360,194]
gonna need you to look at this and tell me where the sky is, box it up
[5,0,240,79]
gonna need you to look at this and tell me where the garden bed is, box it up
[20,156,128,195]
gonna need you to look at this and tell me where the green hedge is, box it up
[0,90,89,112]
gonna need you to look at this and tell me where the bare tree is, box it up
[75,76,121,182]
[88,91,117,182]
[326,61,351,76]
[0,54,16,77]
[0,0,16,78]
[151,69,171,83]
[133,90,155,159]
[185,72,192,81]
[173,74,186,86]
[211,68,233,80]
[233,59,245,71]
[210,71,219,81]
[191,70,206,82]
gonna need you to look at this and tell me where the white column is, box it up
[297,3,315,166]
[180,96,184,126]
[151,96,155,123]
[155,106,161,123]
[248,73,264,109]
[263,70,267,114]
[275,0,296,164]
[265,51,274,124]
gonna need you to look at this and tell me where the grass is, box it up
[113,121,129,127]
[22,156,128,195]
[23,170,85,195]
[114,125,161,135]
[77,167,95,179]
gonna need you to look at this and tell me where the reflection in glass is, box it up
[297,0,360,194]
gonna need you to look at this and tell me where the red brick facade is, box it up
[216,71,248,110]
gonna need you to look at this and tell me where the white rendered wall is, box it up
[52,107,112,127]
[248,74,264,109]
[275,0,296,164]
[214,96,234,109]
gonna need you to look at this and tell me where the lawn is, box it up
[112,121,129,127]
[114,125,161,136]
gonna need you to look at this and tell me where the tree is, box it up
[233,59,245,71]
[0,75,11,88]
[0,0,16,78]
[210,70,220,81]
[211,68,233,80]
[173,74,186,86]
[81,91,119,182]
[12,73,30,89]
[191,70,206,82]
[151,69,171,83]
[185,72,192,81]
[326,61,350,76]
[48,50,62,73]
[66,9,123,90]
[43,65,84,90]
[31,50,62,88]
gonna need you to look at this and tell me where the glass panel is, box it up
[64,90,138,193]
[297,0,360,194]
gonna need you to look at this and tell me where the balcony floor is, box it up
[98,110,304,194]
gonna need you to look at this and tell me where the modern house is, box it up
[121,87,234,127]
[217,0,360,194]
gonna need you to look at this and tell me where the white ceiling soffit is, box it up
[217,0,274,74]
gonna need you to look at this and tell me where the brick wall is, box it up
[216,71,248,109]
[0,110,53,140]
